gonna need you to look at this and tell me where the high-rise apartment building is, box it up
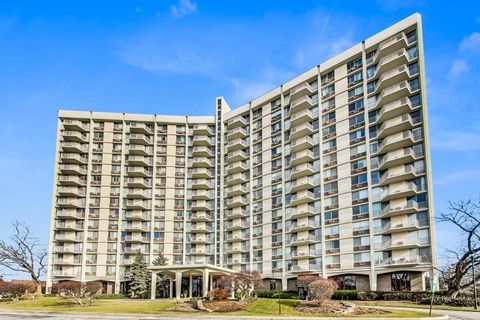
[47,13,436,294]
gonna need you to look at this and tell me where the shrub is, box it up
[98,293,125,299]
[253,290,298,299]
[332,290,359,300]
[208,288,230,301]
[418,296,480,307]
[308,278,338,306]
[296,275,320,289]
[0,280,36,302]
[57,281,102,306]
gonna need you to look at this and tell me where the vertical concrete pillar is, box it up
[202,269,209,298]
[188,274,193,298]
[370,271,377,291]
[169,277,173,298]
[175,271,182,299]
[150,272,157,300]
[281,276,287,291]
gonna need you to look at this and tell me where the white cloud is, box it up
[430,130,480,151]
[460,32,480,53]
[435,170,480,187]
[170,0,197,18]
[448,59,469,78]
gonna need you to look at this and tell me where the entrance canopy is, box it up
[148,264,234,299]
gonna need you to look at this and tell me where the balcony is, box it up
[291,136,314,153]
[127,155,152,166]
[225,208,248,219]
[290,82,313,101]
[369,32,409,66]
[57,186,86,197]
[55,221,84,231]
[379,255,431,267]
[225,221,248,231]
[60,142,88,153]
[189,248,214,255]
[378,200,427,218]
[377,147,423,171]
[290,191,315,206]
[290,96,313,114]
[289,250,318,259]
[129,133,152,145]
[290,163,315,180]
[124,199,150,210]
[375,80,418,109]
[379,165,424,186]
[54,233,83,242]
[376,130,420,155]
[290,204,316,219]
[60,153,88,164]
[378,219,427,234]
[56,209,85,219]
[225,234,249,243]
[375,98,419,125]
[193,125,214,136]
[124,177,152,188]
[290,176,315,193]
[226,161,248,174]
[127,166,152,177]
[193,135,214,146]
[228,127,248,140]
[129,122,153,134]
[289,220,316,233]
[190,236,214,244]
[376,114,419,140]
[63,131,88,143]
[124,189,151,199]
[58,175,87,186]
[226,245,248,253]
[189,157,214,168]
[379,182,425,202]
[228,138,248,151]
[190,179,214,189]
[374,64,411,94]
[124,211,151,220]
[291,109,313,126]
[62,119,89,131]
[289,151,314,168]
[191,168,214,179]
[191,190,214,200]
[290,123,314,140]
[124,223,149,232]
[289,264,320,273]
[59,164,87,175]
[191,200,214,211]
[226,116,247,129]
[291,235,319,245]
[191,212,214,222]
[191,224,213,233]
[379,238,430,251]
[227,150,249,162]
[226,195,248,208]
[226,184,248,197]
[226,173,248,186]
[123,235,150,243]
[192,146,213,157]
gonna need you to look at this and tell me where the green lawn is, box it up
[0,297,437,318]
[353,299,480,312]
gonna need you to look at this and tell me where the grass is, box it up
[352,299,480,312]
[0,296,438,318]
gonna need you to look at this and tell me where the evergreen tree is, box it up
[128,251,149,298]
[152,252,169,298]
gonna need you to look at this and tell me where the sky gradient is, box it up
[1,1,479,279]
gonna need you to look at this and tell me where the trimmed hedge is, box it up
[98,293,126,299]
[253,290,298,299]
[419,296,480,307]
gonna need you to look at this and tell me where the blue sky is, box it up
[1,1,479,278]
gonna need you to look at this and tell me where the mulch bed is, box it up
[295,300,391,315]
[203,299,248,312]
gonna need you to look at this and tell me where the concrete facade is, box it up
[47,13,436,293]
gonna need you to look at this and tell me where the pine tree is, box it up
[128,251,149,298]
[152,252,169,298]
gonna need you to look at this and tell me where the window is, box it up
[348,71,362,84]
[351,173,367,186]
[352,204,369,217]
[335,275,356,290]
[321,98,335,111]
[325,225,339,236]
[406,30,417,44]
[409,78,420,91]
[350,144,366,157]
[349,114,364,127]
[324,210,338,221]
[351,159,367,170]
[325,240,339,249]
[353,236,370,247]
[407,46,418,60]
[352,189,368,201]
[348,86,364,99]
[348,100,364,113]
[321,84,335,97]
[349,129,365,142]
[408,62,419,76]
[367,81,376,94]
[392,272,411,291]
[366,65,377,79]
[347,58,362,71]
[321,71,335,84]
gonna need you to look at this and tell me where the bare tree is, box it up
[0,221,47,294]
[439,198,480,301]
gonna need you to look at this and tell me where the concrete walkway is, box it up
[0,308,450,320]
[374,306,478,320]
